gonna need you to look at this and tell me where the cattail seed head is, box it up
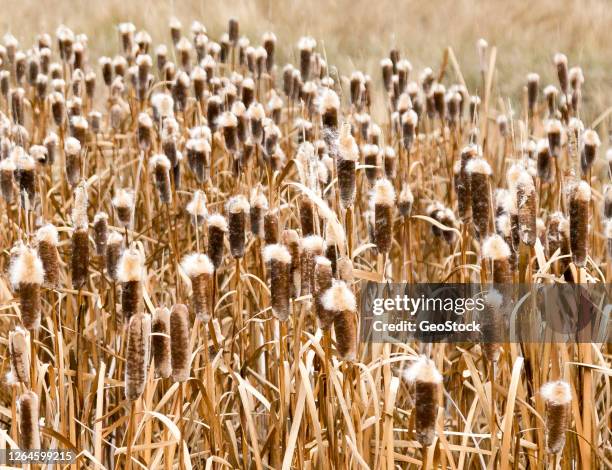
[264,210,279,245]
[11,246,43,330]
[545,119,563,158]
[186,190,208,225]
[569,181,590,267]
[18,391,41,450]
[93,212,109,257]
[150,154,172,204]
[527,73,539,114]
[137,112,153,150]
[298,36,316,80]
[536,138,553,182]
[36,223,60,287]
[541,381,572,454]
[64,137,82,186]
[227,196,249,258]
[482,234,512,283]
[250,190,268,238]
[554,53,569,95]
[481,289,503,362]
[404,356,442,447]
[401,109,418,151]
[314,256,334,329]
[125,312,151,401]
[372,178,396,253]
[362,144,380,185]
[282,230,301,298]
[152,307,171,379]
[337,122,358,209]
[300,235,325,298]
[15,151,36,209]
[398,184,414,218]
[170,303,191,382]
[0,156,16,203]
[581,129,600,174]
[8,327,30,386]
[515,170,537,246]
[181,253,214,322]
[106,231,123,281]
[207,214,227,270]
[263,244,292,320]
[466,158,492,240]
[113,188,134,227]
[118,247,145,322]
[321,281,357,360]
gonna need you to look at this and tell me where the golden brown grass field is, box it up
[0,0,610,469]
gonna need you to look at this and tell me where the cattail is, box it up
[113,188,134,227]
[372,179,396,253]
[8,327,30,386]
[149,154,172,204]
[381,58,393,92]
[603,185,612,219]
[18,391,41,449]
[515,170,537,246]
[186,190,208,226]
[527,73,539,114]
[362,144,380,185]
[398,184,414,218]
[10,246,43,330]
[219,111,238,153]
[106,231,123,281]
[320,88,340,140]
[15,151,36,208]
[569,181,590,267]
[64,137,82,186]
[93,212,109,257]
[36,224,60,287]
[536,138,553,182]
[541,381,572,454]
[170,303,191,382]
[264,210,279,245]
[298,197,316,236]
[263,244,291,320]
[314,256,334,329]
[404,356,442,447]
[481,289,503,362]
[545,119,563,158]
[0,156,16,203]
[300,235,325,298]
[482,234,512,283]
[152,307,171,378]
[118,247,144,322]
[581,129,600,174]
[321,281,357,360]
[226,196,249,258]
[181,253,214,322]
[250,190,268,238]
[185,138,210,183]
[70,115,88,144]
[298,36,315,80]
[207,214,227,270]
[125,312,151,401]
[554,53,569,95]
[169,17,182,45]
[337,122,358,208]
[466,157,492,239]
[282,230,301,298]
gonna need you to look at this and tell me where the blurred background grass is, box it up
[1,0,610,123]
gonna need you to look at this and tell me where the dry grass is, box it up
[0,5,610,470]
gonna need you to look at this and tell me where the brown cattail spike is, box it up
[125,312,151,401]
[263,244,292,320]
[541,381,572,454]
[93,212,109,257]
[152,307,171,379]
[11,246,43,331]
[18,391,41,450]
[9,327,30,386]
[515,170,537,246]
[36,224,60,287]
[481,289,503,362]
[170,303,191,382]
[321,281,357,361]
[113,188,134,227]
[106,231,123,281]
[227,195,250,259]
[466,157,492,239]
[181,253,214,322]
[207,214,227,270]
[482,234,512,283]
[569,181,590,267]
[300,235,325,298]
[150,154,172,204]
[118,247,145,322]
[372,178,396,254]
[336,122,358,209]
[313,256,333,329]
[282,230,301,299]
[404,356,443,447]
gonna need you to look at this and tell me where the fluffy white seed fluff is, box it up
[399,185,414,204]
[136,54,152,68]
[181,253,214,278]
[218,111,238,128]
[402,109,418,126]
[10,246,44,287]
[319,89,340,112]
[176,37,192,52]
[380,58,393,68]
[207,213,228,231]
[544,85,558,97]
[64,137,81,155]
[573,181,591,202]
[320,281,356,312]
[72,182,89,229]
[117,247,145,283]
[482,234,511,260]
[403,355,443,384]
[606,149,612,162]
[36,224,58,246]
[149,153,171,171]
[186,190,208,218]
[268,93,283,110]
[516,169,535,194]
[583,129,600,147]
[302,235,325,254]
[250,191,268,210]
[263,243,291,264]
[545,119,563,134]
[568,118,583,133]
[152,93,174,118]
[231,101,245,117]
[527,72,540,83]
[71,115,88,130]
[107,231,123,246]
[465,157,492,176]
[227,195,250,214]
[138,112,153,128]
[0,156,16,171]
[537,138,550,154]
[29,145,47,162]
[338,122,359,161]
[315,255,331,268]
[362,144,379,157]
[541,380,572,405]
[247,102,265,121]
[372,178,396,206]
[554,53,568,66]
[112,188,134,209]
[297,36,316,51]
[569,66,584,86]
[496,214,511,237]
